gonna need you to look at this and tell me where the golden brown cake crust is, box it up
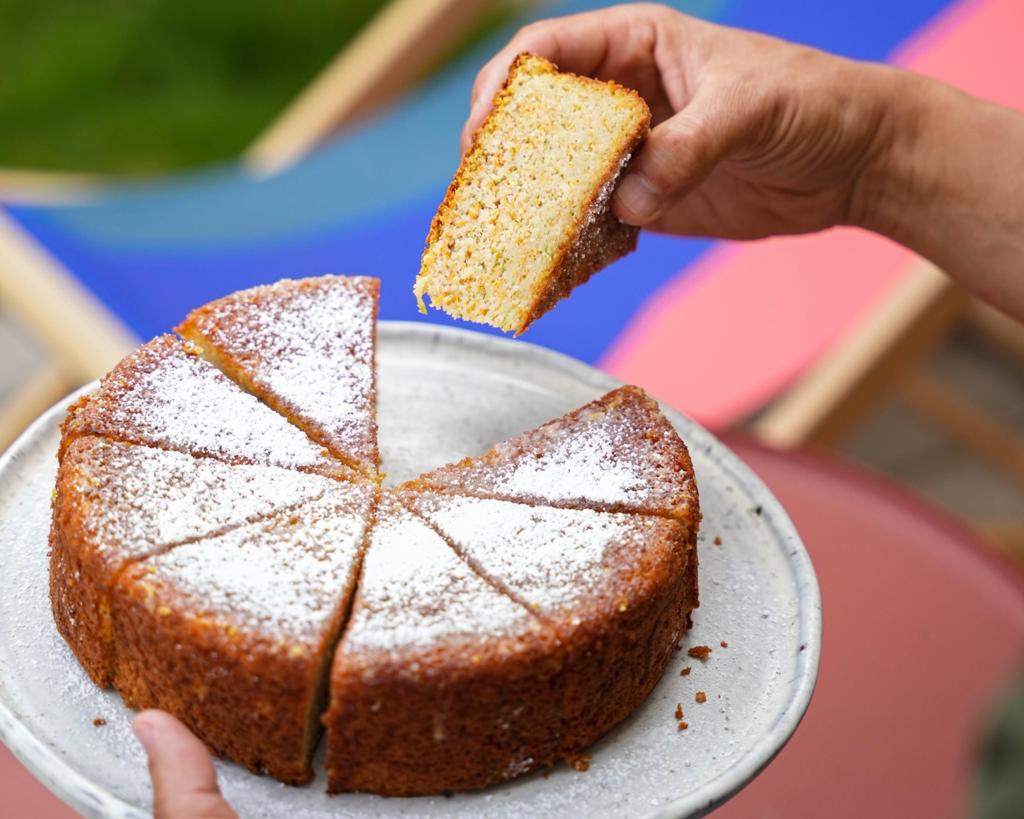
[111,572,323,784]
[326,634,563,795]
[324,498,564,796]
[560,522,698,750]
[110,488,374,785]
[399,492,699,753]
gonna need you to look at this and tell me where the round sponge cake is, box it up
[49,275,699,794]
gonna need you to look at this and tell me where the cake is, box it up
[401,385,699,523]
[414,53,651,334]
[49,435,339,687]
[49,274,700,796]
[177,276,379,476]
[399,494,697,752]
[60,334,348,478]
[324,495,563,795]
[112,485,375,784]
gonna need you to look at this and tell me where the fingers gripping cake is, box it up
[49,275,700,795]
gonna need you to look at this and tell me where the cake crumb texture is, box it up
[415,53,650,334]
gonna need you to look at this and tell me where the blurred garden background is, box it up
[0,0,518,175]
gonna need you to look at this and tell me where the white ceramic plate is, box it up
[0,322,820,819]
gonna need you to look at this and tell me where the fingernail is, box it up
[615,174,660,223]
[133,718,156,753]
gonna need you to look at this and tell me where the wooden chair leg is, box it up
[0,212,137,384]
[968,300,1024,361]
[753,263,966,449]
[247,0,491,173]
[895,371,1024,489]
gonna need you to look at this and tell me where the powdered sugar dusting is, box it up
[406,495,659,611]
[182,277,378,470]
[69,335,343,475]
[343,496,529,652]
[498,431,644,505]
[63,437,337,563]
[414,387,695,517]
[131,485,373,644]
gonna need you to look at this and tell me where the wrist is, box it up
[846,66,942,241]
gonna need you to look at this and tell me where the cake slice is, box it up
[414,53,650,335]
[324,494,562,796]
[110,483,375,785]
[402,493,697,751]
[402,386,698,522]
[49,436,339,687]
[177,276,379,476]
[63,335,347,478]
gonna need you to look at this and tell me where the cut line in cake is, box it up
[61,334,352,480]
[112,484,376,784]
[178,275,380,478]
[50,435,352,689]
[400,385,699,523]
[399,492,698,753]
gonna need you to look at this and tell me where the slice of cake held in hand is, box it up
[401,385,698,524]
[414,53,650,335]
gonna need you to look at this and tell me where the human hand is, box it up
[133,710,238,819]
[461,3,900,240]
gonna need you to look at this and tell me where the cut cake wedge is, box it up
[324,494,562,796]
[49,435,340,687]
[401,385,698,523]
[62,335,347,478]
[177,276,380,476]
[414,53,650,334]
[401,493,698,750]
[111,484,375,785]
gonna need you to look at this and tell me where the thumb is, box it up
[612,91,728,226]
[133,710,238,819]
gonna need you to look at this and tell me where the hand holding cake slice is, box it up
[414,53,650,334]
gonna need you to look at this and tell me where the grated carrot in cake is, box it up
[414,53,650,335]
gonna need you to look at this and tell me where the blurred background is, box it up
[1,1,1021,817]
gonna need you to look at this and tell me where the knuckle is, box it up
[514,20,549,43]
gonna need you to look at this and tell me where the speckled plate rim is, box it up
[0,321,821,819]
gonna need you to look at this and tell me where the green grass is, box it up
[0,0,388,175]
